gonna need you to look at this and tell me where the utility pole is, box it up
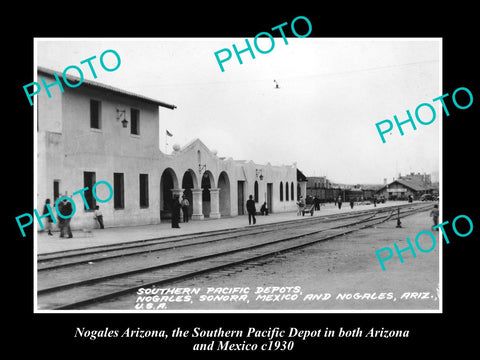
[396,207,402,228]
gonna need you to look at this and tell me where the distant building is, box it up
[397,172,432,187]
[306,176,330,190]
[361,185,382,201]
[376,177,434,200]
[306,175,383,202]
[306,176,336,201]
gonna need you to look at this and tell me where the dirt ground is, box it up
[88,209,440,312]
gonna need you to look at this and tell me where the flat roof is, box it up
[37,66,177,110]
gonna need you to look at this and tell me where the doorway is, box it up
[218,171,231,216]
[237,181,245,215]
[201,171,213,217]
[160,168,177,220]
[267,183,273,213]
[181,170,196,220]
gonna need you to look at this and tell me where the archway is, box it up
[160,168,179,220]
[181,169,197,220]
[201,171,214,217]
[218,171,231,216]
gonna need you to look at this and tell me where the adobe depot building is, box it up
[36,67,302,231]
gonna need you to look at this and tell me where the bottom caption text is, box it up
[74,326,410,350]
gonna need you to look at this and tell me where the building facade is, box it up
[376,178,433,200]
[36,67,299,230]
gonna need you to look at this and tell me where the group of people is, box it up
[41,198,104,239]
[42,193,441,236]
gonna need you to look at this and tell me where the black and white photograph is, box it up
[33,37,442,312]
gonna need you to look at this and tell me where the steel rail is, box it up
[37,203,431,271]
[37,204,432,310]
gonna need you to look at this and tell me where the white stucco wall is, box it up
[36,71,298,231]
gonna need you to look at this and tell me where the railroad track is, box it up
[36,202,433,310]
[37,210,376,271]
[37,202,426,270]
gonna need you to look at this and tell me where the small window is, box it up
[114,173,124,209]
[286,182,289,201]
[90,99,101,129]
[291,182,294,200]
[53,180,60,202]
[83,171,96,210]
[280,181,284,201]
[131,108,140,135]
[254,181,259,203]
[139,173,149,208]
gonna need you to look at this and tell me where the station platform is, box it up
[36,201,427,255]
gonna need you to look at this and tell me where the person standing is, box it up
[171,195,181,228]
[337,195,343,210]
[181,195,190,223]
[246,195,256,225]
[42,199,54,236]
[430,204,439,229]
[94,205,104,229]
[58,198,73,238]
[296,196,305,216]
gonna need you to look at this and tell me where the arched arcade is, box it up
[160,167,231,221]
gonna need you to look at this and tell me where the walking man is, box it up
[246,195,256,225]
[181,195,190,223]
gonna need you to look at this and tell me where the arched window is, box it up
[291,182,294,200]
[280,181,284,201]
[285,182,289,201]
[254,181,259,202]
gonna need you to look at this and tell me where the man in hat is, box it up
[246,195,256,225]
[171,195,181,228]
[57,197,73,238]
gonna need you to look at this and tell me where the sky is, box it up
[36,38,441,184]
